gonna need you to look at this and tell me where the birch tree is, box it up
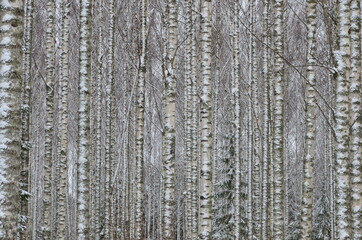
[76,0,91,238]
[247,1,254,237]
[322,2,337,238]
[162,0,178,238]
[109,0,116,236]
[199,0,213,238]
[349,1,362,239]
[261,0,271,239]
[0,0,23,237]
[301,0,317,238]
[334,0,352,239]
[190,2,199,236]
[184,0,193,238]
[20,0,33,237]
[250,2,261,237]
[43,0,55,239]
[43,0,55,238]
[135,0,147,238]
[232,1,241,238]
[273,0,286,238]
[93,27,103,239]
[104,0,115,237]
[57,2,71,238]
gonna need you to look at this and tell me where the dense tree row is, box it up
[0,0,361,239]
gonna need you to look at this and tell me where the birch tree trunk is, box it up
[0,0,23,238]
[268,57,275,239]
[273,0,285,238]
[261,0,270,238]
[349,1,362,239]
[301,0,317,238]
[135,0,147,238]
[329,108,335,240]
[334,0,352,239]
[199,0,213,239]
[77,0,91,238]
[162,0,178,238]
[322,3,337,238]
[20,0,33,237]
[232,1,241,238]
[93,27,103,240]
[109,1,116,236]
[184,0,193,238]
[57,3,70,238]
[43,0,56,238]
[190,3,199,237]
[247,2,255,238]
[105,0,115,237]
[126,66,136,240]
[250,2,261,237]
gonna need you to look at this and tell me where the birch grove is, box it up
[0,0,361,239]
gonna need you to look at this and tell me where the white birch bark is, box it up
[301,0,317,238]
[261,0,270,238]
[0,0,23,238]
[190,9,199,237]
[122,100,129,240]
[273,0,285,238]
[109,1,116,237]
[329,108,335,240]
[247,2,254,238]
[199,0,213,238]
[120,79,128,239]
[130,84,136,240]
[349,1,362,239]
[93,27,103,240]
[20,0,33,237]
[77,0,91,238]
[268,56,275,240]
[268,110,274,240]
[129,88,136,240]
[267,11,275,238]
[43,0,56,238]
[135,0,147,238]
[322,4,337,239]
[104,57,111,240]
[105,0,115,237]
[57,3,70,238]
[162,0,178,238]
[184,0,193,238]
[250,2,261,238]
[335,0,352,239]
[232,1,241,238]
